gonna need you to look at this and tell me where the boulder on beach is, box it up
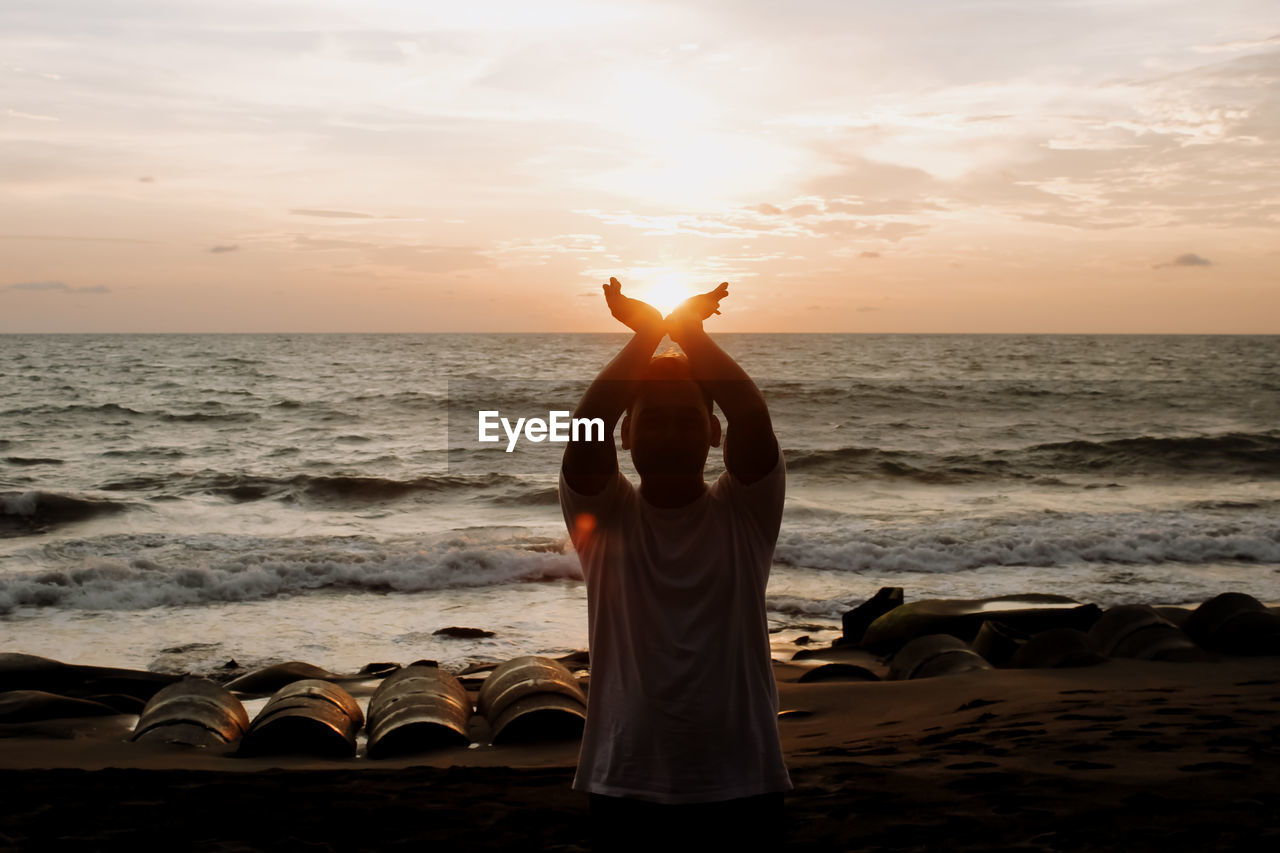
[797,663,880,683]
[1185,592,1280,656]
[0,690,122,724]
[433,627,496,639]
[840,587,904,646]
[225,661,399,695]
[860,595,1101,655]
[0,653,179,701]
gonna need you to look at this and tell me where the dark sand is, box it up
[2,656,1278,851]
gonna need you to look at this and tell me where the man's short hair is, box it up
[630,351,714,416]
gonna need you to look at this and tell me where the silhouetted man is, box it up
[559,277,789,852]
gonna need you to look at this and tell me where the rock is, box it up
[0,691,122,723]
[1185,592,1280,656]
[796,663,880,683]
[0,653,179,702]
[556,650,591,667]
[359,662,401,676]
[85,693,148,714]
[861,595,1100,655]
[841,587,903,645]
[457,661,500,676]
[433,627,496,639]
[226,661,397,696]
[226,662,341,694]
[1154,606,1193,629]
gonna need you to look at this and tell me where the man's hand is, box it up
[604,277,664,335]
[665,282,729,343]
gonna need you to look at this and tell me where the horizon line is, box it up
[2,330,1278,336]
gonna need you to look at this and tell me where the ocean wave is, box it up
[0,533,581,614]
[773,508,1280,575]
[488,486,561,507]
[158,410,260,424]
[784,446,1023,484]
[0,402,259,424]
[0,491,131,536]
[350,390,444,406]
[765,594,851,620]
[1,403,145,418]
[94,470,539,504]
[783,430,1280,483]
[1026,432,1280,476]
[99,447,189,459]
[4,457,64,466]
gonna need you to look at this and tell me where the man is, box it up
[559,276,790,851]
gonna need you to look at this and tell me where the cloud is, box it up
[209,244,239,253]
[492,233,605,260]
[859,251,881,258]
[1154,253,1213,269]
[138,176,154,183]
[2,281,110,294]
[285,234,493,273]
[289,209,378,219]
[1192,35,1280,54]
[0,234,154,243]
[754,203,783,215]
[4,281,69,292]
[6,108,58,121]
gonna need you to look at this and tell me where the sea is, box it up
[2,333,1278,676]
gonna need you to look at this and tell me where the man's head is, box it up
[621,351,721,479]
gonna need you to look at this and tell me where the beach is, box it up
[2,653,1278,851]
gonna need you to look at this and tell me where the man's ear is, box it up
[709,413,722,448]
[620,413,632,450]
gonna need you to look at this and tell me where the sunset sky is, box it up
[2,0,1277,333]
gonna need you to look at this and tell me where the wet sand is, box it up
[2,656,1278,851]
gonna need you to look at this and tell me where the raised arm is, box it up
[667,283,779,484]
[562,277,665,495]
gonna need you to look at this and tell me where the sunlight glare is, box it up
[635,273,691,315]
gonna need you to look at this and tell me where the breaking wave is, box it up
[0,533,581,614]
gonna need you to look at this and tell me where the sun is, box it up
[635,273,690,315]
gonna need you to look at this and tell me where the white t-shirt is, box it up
[558,451,792,804]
